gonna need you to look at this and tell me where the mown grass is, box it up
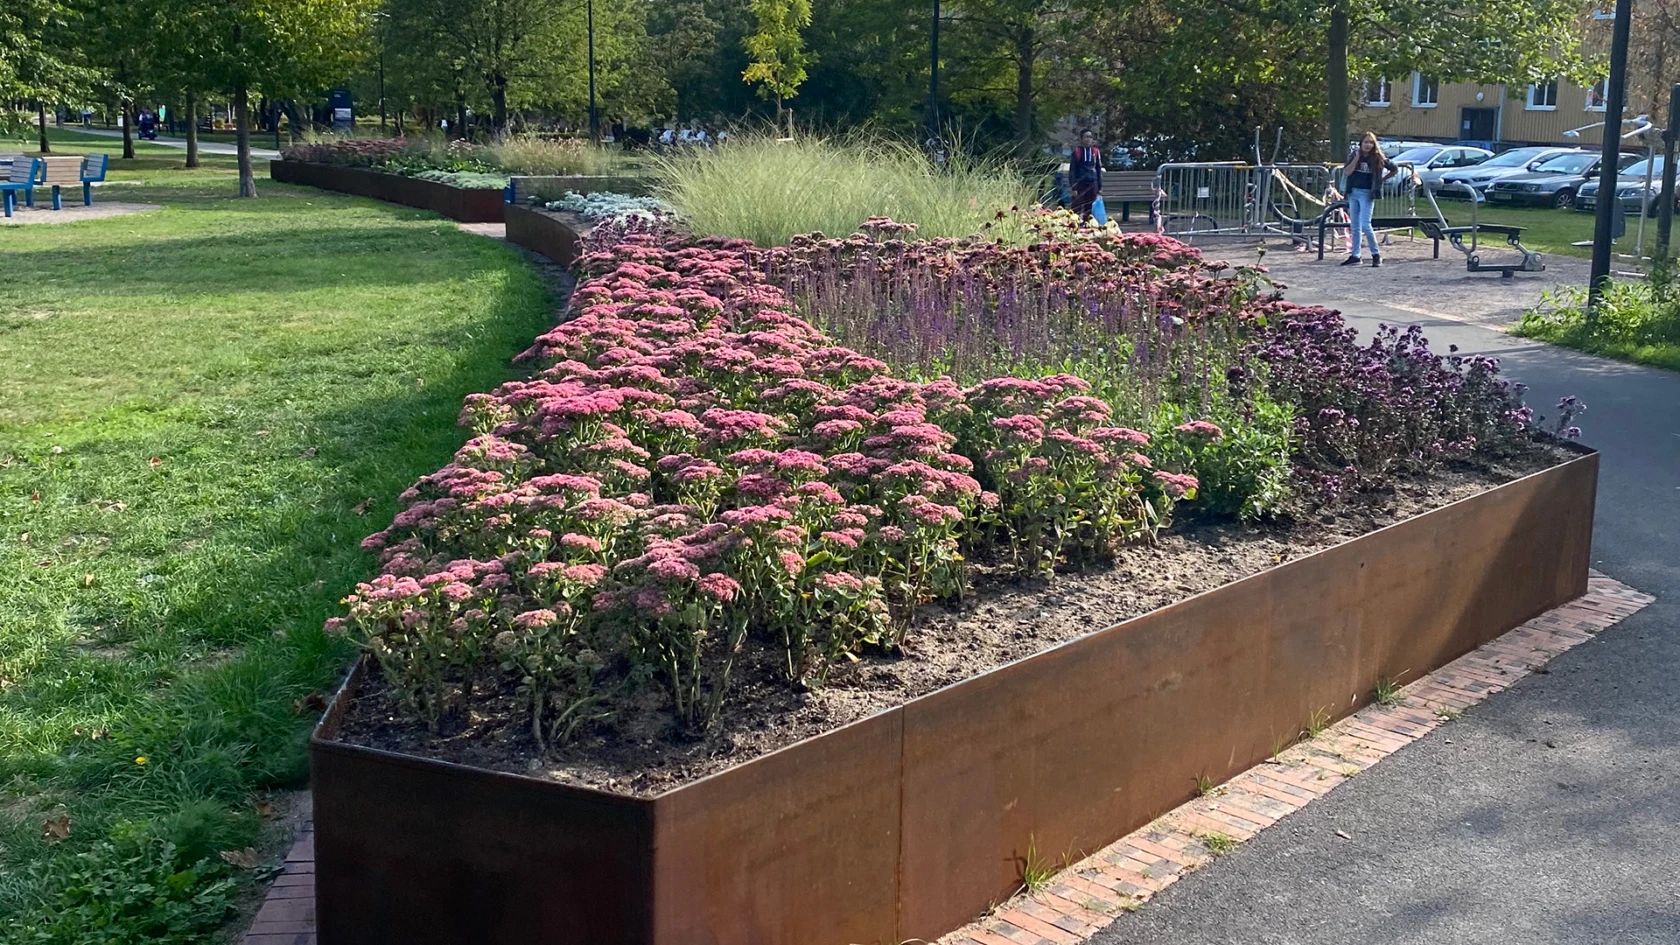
[653,132,1037,246]
[9,128,248,186]
[0,178,553,938]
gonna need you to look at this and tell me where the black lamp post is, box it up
[587,0,599,141]
[927,0,940,143]
[373,11,390,134]
[1589,0,1634,318]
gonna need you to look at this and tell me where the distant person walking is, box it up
[1069,130,1104,222]
[1339,132,1398,267]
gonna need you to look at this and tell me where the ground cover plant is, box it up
[332,212,1559,776]
[651,133,1038,246]
[0,179,553,940]
[1517,264,1680,372]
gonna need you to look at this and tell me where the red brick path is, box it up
[241,574,1652,945]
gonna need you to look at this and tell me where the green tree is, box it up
[1,0,93,149]
[742,0,812,125]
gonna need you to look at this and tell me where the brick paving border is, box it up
[239,574,1652,945]
[938,573,1653,945]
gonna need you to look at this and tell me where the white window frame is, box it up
[1585,78,1609,111]
[1364,76,1392,107]
[1412,73,1439,108]
[1527,79,1560,111]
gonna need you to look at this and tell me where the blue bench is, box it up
[2,157,43,217]
[81,153,109,205]
[37,156,89,210]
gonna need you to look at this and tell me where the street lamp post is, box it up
[1589,0,1633,318]
[1658,85,1680,258]
[927,0,940,143]
[587,0,599,142]
[373,12,390,134]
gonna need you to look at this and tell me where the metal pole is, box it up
[928,0,940,142]
[379,54,387,133]
[587,0,599,142]
[1589,0,1634,318]
[1658,84,1680,258]
[1636,139,1654,258]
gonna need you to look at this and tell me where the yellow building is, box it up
[1351,74,1620,148]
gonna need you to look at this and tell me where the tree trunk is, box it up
[37,101,50,153]
[456,94,468,140]
[122,102,135,159]
[185,95,200,168]
[1014,27,1036,144]
[1327,2,1350,160]
[235,86,256,198]
[491,74,508,135]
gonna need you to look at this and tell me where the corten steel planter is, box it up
[313,448,1597,945]
[269,161,506,223]
[507,174,652,203]
[504,203,590,268]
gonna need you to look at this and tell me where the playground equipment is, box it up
[1148,159,1545,279]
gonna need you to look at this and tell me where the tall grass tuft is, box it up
[652,132,1036,246]
[486,136,625,176]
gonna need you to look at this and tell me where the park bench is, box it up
[80,153,109,205]
[37,156,89,210]
[1,157,43,218]
[1101,170,1158,222]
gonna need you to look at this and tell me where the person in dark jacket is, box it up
[1068,130,1104,222]
[1339,132,1398,267]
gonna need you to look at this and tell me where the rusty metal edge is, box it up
[313,447,1599,800]
[270,160,506,223]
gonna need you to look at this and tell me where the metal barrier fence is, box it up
[1152,161,1424,242]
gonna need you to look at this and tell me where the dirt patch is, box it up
[336,445,1572,797]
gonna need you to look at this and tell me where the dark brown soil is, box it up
[336,445,1573,797]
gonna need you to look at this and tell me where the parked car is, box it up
[1576,156,1674,214]
[1486,151,1644,208]
[1393,145,1493,192]
[1436,147,1587,199]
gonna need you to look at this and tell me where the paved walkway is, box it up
[948,577,1651,945]
[1086,268,1680,945]
[68,127,280,159]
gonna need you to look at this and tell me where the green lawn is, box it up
[0,178,553,939]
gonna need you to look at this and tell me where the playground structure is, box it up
[1150,161,1546,279]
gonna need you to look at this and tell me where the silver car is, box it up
[1436,147,1588,200]
[1394,145,1494,192]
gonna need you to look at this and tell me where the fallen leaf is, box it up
[147,456,163,469]
[50,446,63,455]
[42,815,70,842]
[30,490,40,502]
[302,447,317,458]
[293,691,328,715]
[18,533,28,543]
[351,499,372,515]
[82,573,96,587]
[255,799,275,819]
[219,848,262,869]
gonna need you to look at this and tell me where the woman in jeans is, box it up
[1340,132,1398,267]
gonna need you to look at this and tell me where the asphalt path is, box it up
[1092,287,1680,945]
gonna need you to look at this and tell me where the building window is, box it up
[1364,76,1392,107]
[1527,80,1560,110]
[1586,78,1609,111]
[1413,73,1439,108]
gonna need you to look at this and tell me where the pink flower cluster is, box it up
[337,222,1200,736]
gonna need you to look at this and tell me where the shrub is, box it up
[545,191,673,222]
[1152,394,1295,521]
[652,132,1037,246]
[1518,265,1680,369]
[409,169,509,189]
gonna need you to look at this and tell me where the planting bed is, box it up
[311,213,1595,945]
[270,160,506,223]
